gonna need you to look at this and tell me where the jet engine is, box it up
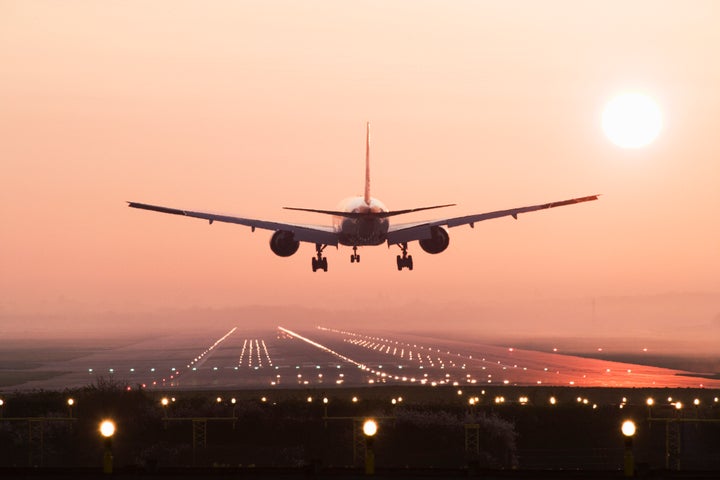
[269,230,300,257]
[418,226,449,254]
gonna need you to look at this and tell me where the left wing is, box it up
[386,195,599,245]
[127,202,339,245]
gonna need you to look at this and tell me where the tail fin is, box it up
[364,122,371,205]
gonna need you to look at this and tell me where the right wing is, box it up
[386,195,599,245]
[127,202,339,246]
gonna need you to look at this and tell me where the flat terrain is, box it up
[2,326,718,392]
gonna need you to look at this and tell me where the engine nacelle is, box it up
[419,226,449,254]
[269,230,300,257]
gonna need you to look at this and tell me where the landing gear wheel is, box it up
[396,243,414,271]
[312,243,328,272]
[350,247,360,264]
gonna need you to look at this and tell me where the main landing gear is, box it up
[311,243,328,272]
[350,246,360,264]
[396,243,413,271]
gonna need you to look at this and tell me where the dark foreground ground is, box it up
[2,466,720,479]
[1,381,719,478]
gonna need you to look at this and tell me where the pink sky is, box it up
[1,2,719,344]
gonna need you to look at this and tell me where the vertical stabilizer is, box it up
[364,122,371,205]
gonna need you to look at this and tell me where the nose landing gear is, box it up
[311,244,328,272]
[396,243,413,271]
[350,246,360,263]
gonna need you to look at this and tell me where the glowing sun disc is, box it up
[602,93,662,148]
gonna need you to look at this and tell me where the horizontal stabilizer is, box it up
[283,204,455,219]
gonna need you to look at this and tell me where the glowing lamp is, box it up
[67,398,75,406]
[161,397,169,406]
[646,398,654,406]
[621,420,636,437]
[100,420,116,438]
[363,419,378,437]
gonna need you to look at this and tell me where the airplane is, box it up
[129,123,598,272]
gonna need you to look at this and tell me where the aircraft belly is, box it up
[338,217,388,246]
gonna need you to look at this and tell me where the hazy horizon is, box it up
[2,292,718,356]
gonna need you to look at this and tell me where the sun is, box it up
[602,93,662,148]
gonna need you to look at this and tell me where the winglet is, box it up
[364,122,371,206]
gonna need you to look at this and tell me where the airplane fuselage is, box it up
[333,196,389,246]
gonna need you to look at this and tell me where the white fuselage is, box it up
[333,196,389,246]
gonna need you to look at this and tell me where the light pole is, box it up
[231,398,237,429]
[0,398,4,418]
[363,419,378,475]
[67,398,75,418]
[621,420,636,478]
[160,397,169,429]
[99,420,116,474]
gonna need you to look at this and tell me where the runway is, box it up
[7,325,719,391]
